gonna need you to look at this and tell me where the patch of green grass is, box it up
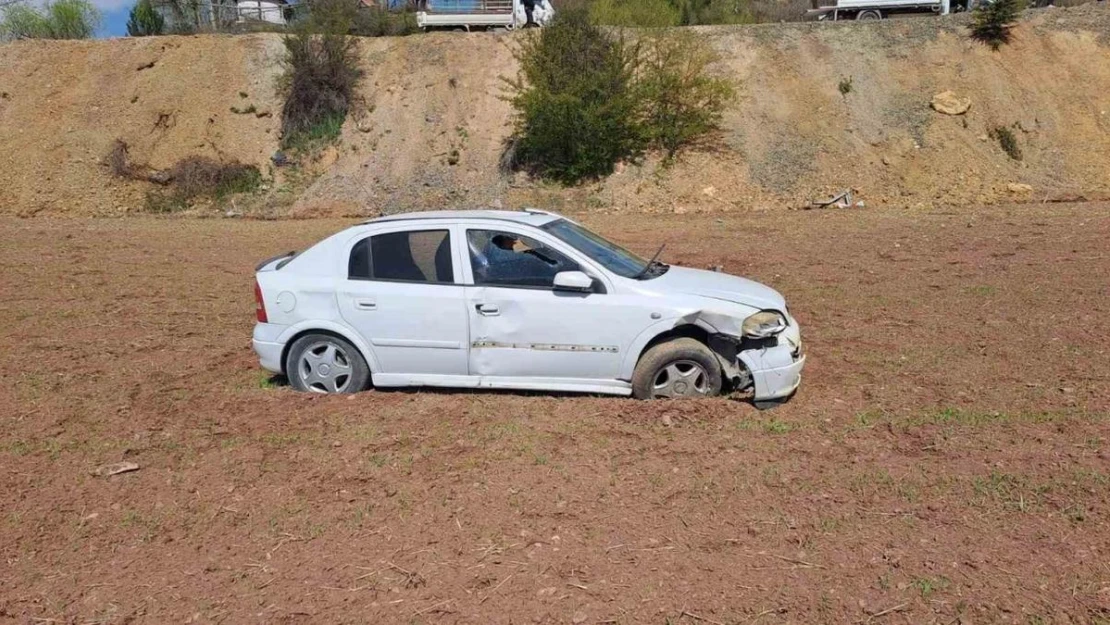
[970,469,1042,511]
[4,440,32,456]
[968,285,996,296]
[257,372,278,389]
[260,432,302,448]
[143,190,188,213]
[120,509,162,542]
[909,407,1040,427]
[761,417,793,435]
[854,409,884,428]
[219,437,243,452]
[817,516,842,533]
[282,112,345,152]
[912,576,949,598]
[213,166,262,199]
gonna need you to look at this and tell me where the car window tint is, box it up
[467,229,578,288]
[348,237,371,279]
[354,230,453,283]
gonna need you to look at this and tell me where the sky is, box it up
[94,0,132,38]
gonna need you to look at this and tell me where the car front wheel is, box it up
[632,338,723,400]
[285,333,370,394]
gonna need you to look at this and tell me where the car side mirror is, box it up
[553,271,594,292]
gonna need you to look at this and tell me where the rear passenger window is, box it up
[348,230,454,284]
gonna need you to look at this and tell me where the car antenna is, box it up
[634,244,666,279]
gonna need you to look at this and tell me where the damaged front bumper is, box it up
[738,339,806,401]
[710,326,806,402]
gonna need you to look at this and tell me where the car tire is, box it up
[856,9,883,19]
[285,333,370,394]
[631,338,723,400]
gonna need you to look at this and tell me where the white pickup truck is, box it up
[416,0,553,30]
[807,0,965,21]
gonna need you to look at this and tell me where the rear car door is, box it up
[463,226,638,382]
[337,225,469,376]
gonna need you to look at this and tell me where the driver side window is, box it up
[467,229,578,288]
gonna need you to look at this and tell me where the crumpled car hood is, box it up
[647,266,787,311]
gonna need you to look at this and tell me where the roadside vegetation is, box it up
[990,124,1023,160]
[971,0,1024,49]
[505,8,733,184]
[0,0,100,40]
[143,156,262,212]
[586,0,798,26]
[126,0,165,36]
[279,0,363,151]
[105,140,262,213]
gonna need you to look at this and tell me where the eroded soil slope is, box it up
[1,5,1109,217]
[1,205,1108,623]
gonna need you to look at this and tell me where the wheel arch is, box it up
[619,321,711,381]
[277,321,379,375]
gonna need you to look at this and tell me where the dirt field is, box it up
[2,204,1109,624]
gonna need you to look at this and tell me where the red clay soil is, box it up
[1,204,1108,624]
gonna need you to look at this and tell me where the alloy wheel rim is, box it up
[297,341,353,394]
[651,360,709,398]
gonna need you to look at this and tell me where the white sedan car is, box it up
[252,209,805,406]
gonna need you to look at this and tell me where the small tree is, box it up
[127,0,165,36]
[637,30,734,158]
[971,0,1023,50]
[506,8,644,184]
[48,0,100,38]
[1,0,100,40]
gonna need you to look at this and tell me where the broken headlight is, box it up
[741,310,788,338]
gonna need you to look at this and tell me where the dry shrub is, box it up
[105,139,133,178]
[166,156,262,199]
[103,140,262,212]
[989,125,1022,161]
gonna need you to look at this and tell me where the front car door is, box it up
[462,225,644,390]
[336,225,470,381]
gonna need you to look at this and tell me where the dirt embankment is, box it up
[1,5,1109,217]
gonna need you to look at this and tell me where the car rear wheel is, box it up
[856,9,883,19]
[632,338,723,400]
[285,333,370,394]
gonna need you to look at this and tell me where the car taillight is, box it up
[254,280,268,323]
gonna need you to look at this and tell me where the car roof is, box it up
[362,209,562,228]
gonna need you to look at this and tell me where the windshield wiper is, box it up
[633,244,667,280]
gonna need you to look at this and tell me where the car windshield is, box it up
[541,219,650,279]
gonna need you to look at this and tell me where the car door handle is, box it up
[355,299,377,311]
[475,303,500,316]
